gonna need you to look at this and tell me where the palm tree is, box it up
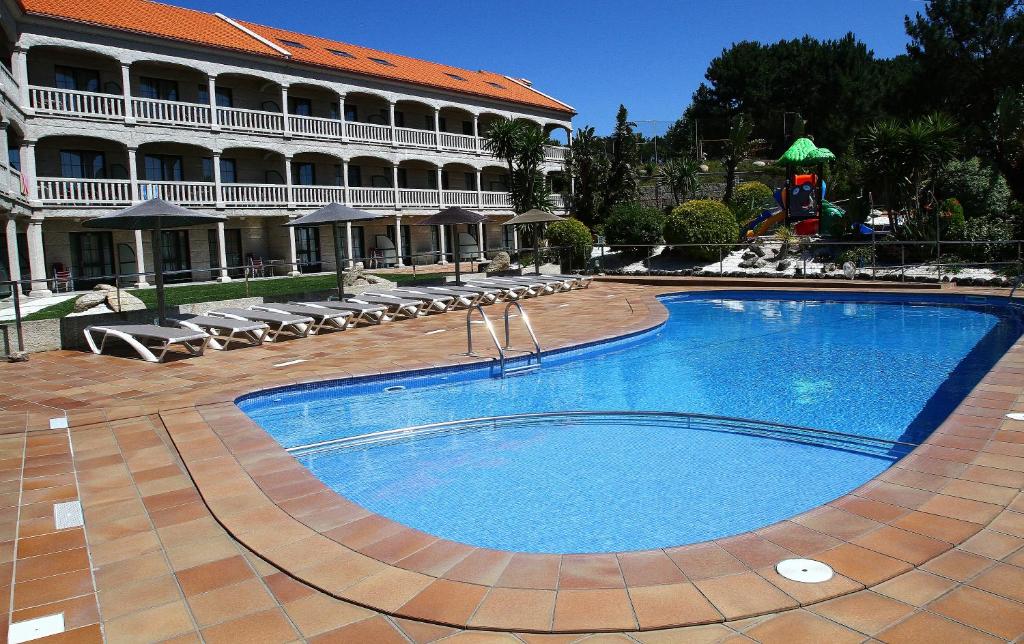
[565,126,609,226]
[662,158,701,205]
[483,118,549,212]
[483,117,522,196]
[721,114,766,203]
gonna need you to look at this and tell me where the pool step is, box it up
[504,364,541,377]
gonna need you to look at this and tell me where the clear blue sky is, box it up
[173,0,919,135]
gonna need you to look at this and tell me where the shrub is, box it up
[603,203,665,253]
[728,181,775,224]
[836,246,875,267]
[937,158,1011,220]
[960,216,1014,263]
[664,199,739,262]
[942,198,966,240]
[545,217,593,270]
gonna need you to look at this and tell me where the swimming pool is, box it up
[239,291,1024,553]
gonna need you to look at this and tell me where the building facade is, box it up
[0,0,574,296]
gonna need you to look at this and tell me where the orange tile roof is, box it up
[18,0,574,115]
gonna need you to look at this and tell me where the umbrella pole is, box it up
[534,224,541,275]
[151,224,166,326]
[453,225,461,285]
[333,223,345,300]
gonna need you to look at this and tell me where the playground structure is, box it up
[742,137,858,239]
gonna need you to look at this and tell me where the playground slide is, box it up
[793,218,819,235]
[744,209,785,238]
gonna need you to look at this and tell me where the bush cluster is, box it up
[728,182,776,224]
[664,200,739,262]
[545,218,593,269]
[603,203,665,253]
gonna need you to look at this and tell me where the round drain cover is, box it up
[1006,413,1024,421]
[776,558,834,583]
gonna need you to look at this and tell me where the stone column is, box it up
[568,128,576,196]
[435,167,444,208]
[215,221,230,282]
[388,100,397,146]
[438,224,447,265]
[513,226,520,251]
[345,220,354,268]
[475,169,483,209]
[121,63,134,124]
[280,85,291,137]
[287,217,300,276]
[4,216,22,298]
[337,91,347,142]
[212,151,225,208]
[134,229,148,287]
[12,47,29,113]
[26,218,50,297]
[392,163,400,209]
[433,107,441,150]
[208,75,220,131]
[394,215,404,267]
[472,114,480,153]
[284,155,294,209]
[341,159,350,205]
[20,141,36,203]
[477,222,486,258]
[127,147,139,201]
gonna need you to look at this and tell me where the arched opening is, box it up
[129,60,207,105]
[288,82,342,119]
[347,155,393,189]
[27,45,122,94]
[546,169,567,194]
[343,91,390,125]
[220,147,285,185]
[439,106,475,136]
[545,123,570,146]
[478,112,505,139]
[394,99,433,131]
[35,135,129,180]
[135,142,216,205]
[291,151,346,207]
[480,164,511,193]
[0,25,15,74]
[6,122,24,172]
[396,159,437,190]
[215,73,281,113]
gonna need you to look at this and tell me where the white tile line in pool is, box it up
[8,613,65,643]
[424,329,446,335]
[273,359,308,368]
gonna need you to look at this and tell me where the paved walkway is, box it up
[0,280,1022,642]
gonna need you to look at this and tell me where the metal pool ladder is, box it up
[466,302,542,378]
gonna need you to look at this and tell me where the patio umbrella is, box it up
[83,198,226,325]
[417,207,488,285]
[284,203,382,300]
[504,209,566,274]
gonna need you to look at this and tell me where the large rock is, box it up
[489,251,511,272]
[776,259,792,271]
[73,290,109,313]
[741,251,757,260]
[106,289,145,312]
[752,245,767,257]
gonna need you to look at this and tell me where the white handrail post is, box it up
[208,75,220,131]
[216,221,230,282]
[388,100,397,146]
[475,170,483,209]
[212,151,225,208]
[436,167,444,209]
[280,85,291,138]
[345,220,354,269]
[394,214,405,268]
[433,107,442,150]
[127,146,139,202]
[121,63,134,124]
[472,114,480,153]
[392,163,400,209]
[284,155,295,209]
[337,91,347,142]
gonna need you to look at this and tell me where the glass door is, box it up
[295,226,322,273]
[160,230,192,283]
[70,231,114,289]
[386,224,412,264]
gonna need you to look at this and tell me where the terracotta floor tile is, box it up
[558,554,624,589]
[889,510,982,544]
[627,582,722,629]
[310,615,409,644]
[15,547,90,583]
[852,526,951,564]
[88,530,163,567]
[263,571,316,604]
[958,529,1024,559]
[665,543,747,580]
[921,548,996,582]
[716,534,795,569]
[810,591,915,635]
[443,549,514,586]
[342,566,435,612]
[815,543,912,586]
[201,607,299,644]
[617,551,686,587]
[744,609,864,644]
[396,539,476,577]
[875,611,1001,644]
[967,562,1024,603]
[13,567,94,610]
[791,507,881,540]
[17,528,85,558]
[186,578,278,627]
[552,588,637,632]
[495,553,561,590]
[175,555,254,597]
[756,521,842,555]
[929,585,1024,640]
[102,600,195,644]
[399,578,488,625]
[392,616,460,643]
[280,591,374,637]
[693,572,797,621]
[873,570,957,607]
[11,594,100,631]
[756,567,861,606]
[630,623,736,643]
[28,622,104,644]
[468,587,556,631]
[97,574,182,620]
[916,495,1002,525]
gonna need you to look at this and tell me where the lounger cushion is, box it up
[90,324,207,342]
[209,308,311,324]
[173,316,267,332]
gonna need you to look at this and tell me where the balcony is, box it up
[28,86,568,161]
[31,177,563,212]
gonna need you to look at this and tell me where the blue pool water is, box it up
[239,292,1024,553]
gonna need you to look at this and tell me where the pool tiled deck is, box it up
[1,279,1023,642]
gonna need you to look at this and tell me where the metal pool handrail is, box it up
[286,410,920,456]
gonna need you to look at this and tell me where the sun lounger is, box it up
[546,273,593,289]
[362,290,453,313]
[84,324,210,363]
[493,275,568,293]
[251,303,352,334]
[392,287,481,308]
[207,308,313,340]
[464,279,530,300]
[343,295,424,320]
[172,315,269,350]
[427,285,501,305]
[473,277,548,297]
[294,301,388,326]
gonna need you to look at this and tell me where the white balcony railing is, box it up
[348,187,395,208]
[217,106,284,134]
[346,121,392,144]
[395,127,436,148]
[398,188,439,208]
[138,181,216,205]
[133,97,211,127]
[481,191,512,208]
[0,65,18,103]
[440,133,477,152]
[292,185,346,207]
[549,193,566,210]
[36,178,132,205]
[29,86,125,120]
[442,189,478,208]
[221,183,288,207]
[289,115,345,140]
[544,145,568,161]
[0,165,25,198]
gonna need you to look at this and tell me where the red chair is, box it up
[52,263,74,292]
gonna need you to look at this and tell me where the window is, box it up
[347,164,362,188]
[445,73,467,82]
[70,231,114,286]
[334,164,344,186]
[60,150,105,179]
[439,117,447,132]
[278,39,308,49]
[293,162,315,186]
[7,148,19,171]
[197,85,233,107]
[207,228,243,277]
[138,77,179,101]
[461,120,473,135]
[394,111,405,128]
[370,174,390,188]
[368,57,394,67]
[289,97,312,116]
[143,155,182,182]
[344,105,358,122]
[486,81,506,89]
[160,230,191,282]
[464,172,477,190]
[294,227,321,273]
[396,168,407,189]
[203,157,237,183]
[54,65,99,92]
[440,170,449,191]
[336,225,364,261]
[327,49,354,59]
[329,102,340,120]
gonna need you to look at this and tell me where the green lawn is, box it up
[23,271,441,321]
